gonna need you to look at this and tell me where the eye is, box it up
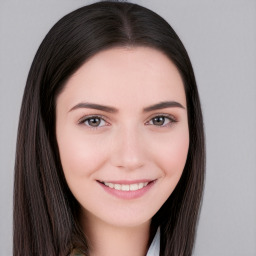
[79,116,108,128]
[147,115,176,127]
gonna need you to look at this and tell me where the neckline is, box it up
[146,227,160,256]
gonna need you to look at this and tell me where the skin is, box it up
[56,47,189,256]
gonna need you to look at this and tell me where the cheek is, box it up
[149,129,189,211]
[150,127,189,181]
[165,136,189,174]
[57,126,109,179]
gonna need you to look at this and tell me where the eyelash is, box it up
[78,114,177,129]
[146,114,177,127]
[78,115,109,129]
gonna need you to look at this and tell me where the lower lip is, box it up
[98,181,155,200]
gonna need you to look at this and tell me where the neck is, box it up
[81,213,151,256]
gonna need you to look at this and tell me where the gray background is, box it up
[1,0,255,255]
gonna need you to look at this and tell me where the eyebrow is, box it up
[69,102,118,113]
[143,101,185,112]
[69,101,185,113]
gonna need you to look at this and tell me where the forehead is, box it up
[57,46,186,110]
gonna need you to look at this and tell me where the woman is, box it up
[13,1,205,255]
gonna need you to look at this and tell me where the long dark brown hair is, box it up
[14,1,205,255]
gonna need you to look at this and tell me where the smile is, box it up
[102,182,149,191]
[97,180,156,199]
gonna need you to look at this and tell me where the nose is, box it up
[110,125,145,171]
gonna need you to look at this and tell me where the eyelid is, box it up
[78,114,110,125]
[77,113,177,128]
[145,113,178,126]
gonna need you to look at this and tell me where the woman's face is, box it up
[56,47,189,228]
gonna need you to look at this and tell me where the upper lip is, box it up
[98,179,155,185]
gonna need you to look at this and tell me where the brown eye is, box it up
[87,118,101,127]
[152,116,165,126]
[148,115,175,127]
[83,116,106,127]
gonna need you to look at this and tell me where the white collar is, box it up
[146,228,160,256]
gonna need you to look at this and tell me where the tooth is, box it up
[130,184,139,191]
[122,185,129,191]
[138,183,144,189]
[143,182,148,187]
[114,184,121,190]
[109,183,114,188]
[103,182,150,191]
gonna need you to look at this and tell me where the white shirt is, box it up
[146,228,160,256]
